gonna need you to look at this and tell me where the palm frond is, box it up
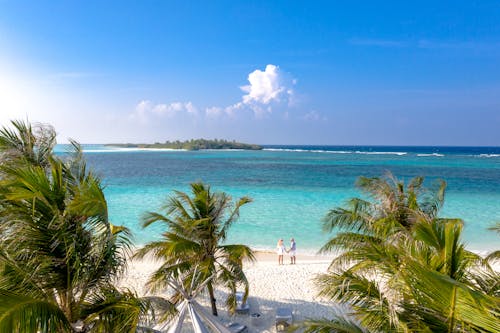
[218,244,256,263]
[140,181,253,316]
[220,196,252,240]
[317,173,498,332]
[0,289,71,333]
[403,260,500,332]
[322,198,373,234]
[0,120,55,169]
[0,120,146,330]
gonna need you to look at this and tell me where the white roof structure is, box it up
[155,272,232,333]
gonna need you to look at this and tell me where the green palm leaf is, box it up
[138,182,253,316]
[310,174,500,333]
[0,289,71,333]
[0,120,157,331]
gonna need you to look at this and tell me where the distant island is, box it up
[106,139,262,151]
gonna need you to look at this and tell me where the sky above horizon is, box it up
[1,1,499,145]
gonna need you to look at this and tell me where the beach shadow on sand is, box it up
[205,290,345,333]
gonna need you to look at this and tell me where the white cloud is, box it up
[131,100,198,122]
[137,64,296,121]
[207,64,295,118]
[205,106,223,118]
[184,102,198,115]
[224,102,244,117]
[241,64,288,104]
[136,100,151,110]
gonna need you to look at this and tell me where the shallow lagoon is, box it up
[64,145,500,254]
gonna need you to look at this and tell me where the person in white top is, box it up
[289,238,296,264]
[276,239,286,265]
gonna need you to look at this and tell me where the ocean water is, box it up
[56,145,500,254]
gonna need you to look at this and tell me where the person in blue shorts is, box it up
[288,238,296,264]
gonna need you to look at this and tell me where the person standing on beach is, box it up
[289,238,296,264]
[277,239,286,265]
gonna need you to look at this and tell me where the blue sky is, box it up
[0,1,499,145]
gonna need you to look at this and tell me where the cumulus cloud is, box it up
[130,100,198,122]
[205,102,246,118]
[134,65,296,121]
[206,64,295,118]
[241,64,287,104]
[153,101,197,116]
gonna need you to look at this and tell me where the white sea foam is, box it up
[203,148,246,151]
[315,150,352,154]
[355,151,407,156]
[263,148,313,152]
[478,154,500,158]
[417,153,444,157]
[263,148,348,153]
[263,148,407,155]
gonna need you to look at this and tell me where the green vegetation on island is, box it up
[106,138,262,150]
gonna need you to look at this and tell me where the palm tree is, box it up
[0,121,166,332]
[303,174,499,332]
[320,172,445,248]
[136,182,255,316]
[0,119,56,169]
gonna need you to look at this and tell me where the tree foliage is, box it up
[107,138,262,151]
[0,120,166,332]
[136,182,255,316]
[304,173,500,333]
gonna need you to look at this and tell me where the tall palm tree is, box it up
[0,121,166,332]
[136,182,255,316]
[303,174,499,333]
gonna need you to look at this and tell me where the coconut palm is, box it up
[0,119,56,169]
[303,174,500,333]
[0,121,167,332]
[136,182,255,316]
[313,219,499,332]
[318,173,449,299]
[320,172,445,251]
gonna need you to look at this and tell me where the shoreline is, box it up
[129,244,500,258]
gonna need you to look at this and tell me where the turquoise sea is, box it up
[57,145,500,254]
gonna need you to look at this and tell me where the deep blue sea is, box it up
[55,145,500,254]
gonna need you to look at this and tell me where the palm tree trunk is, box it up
[207,282,218,316]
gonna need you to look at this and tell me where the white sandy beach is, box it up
[121,250,499,332]
[121,252,341,332]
